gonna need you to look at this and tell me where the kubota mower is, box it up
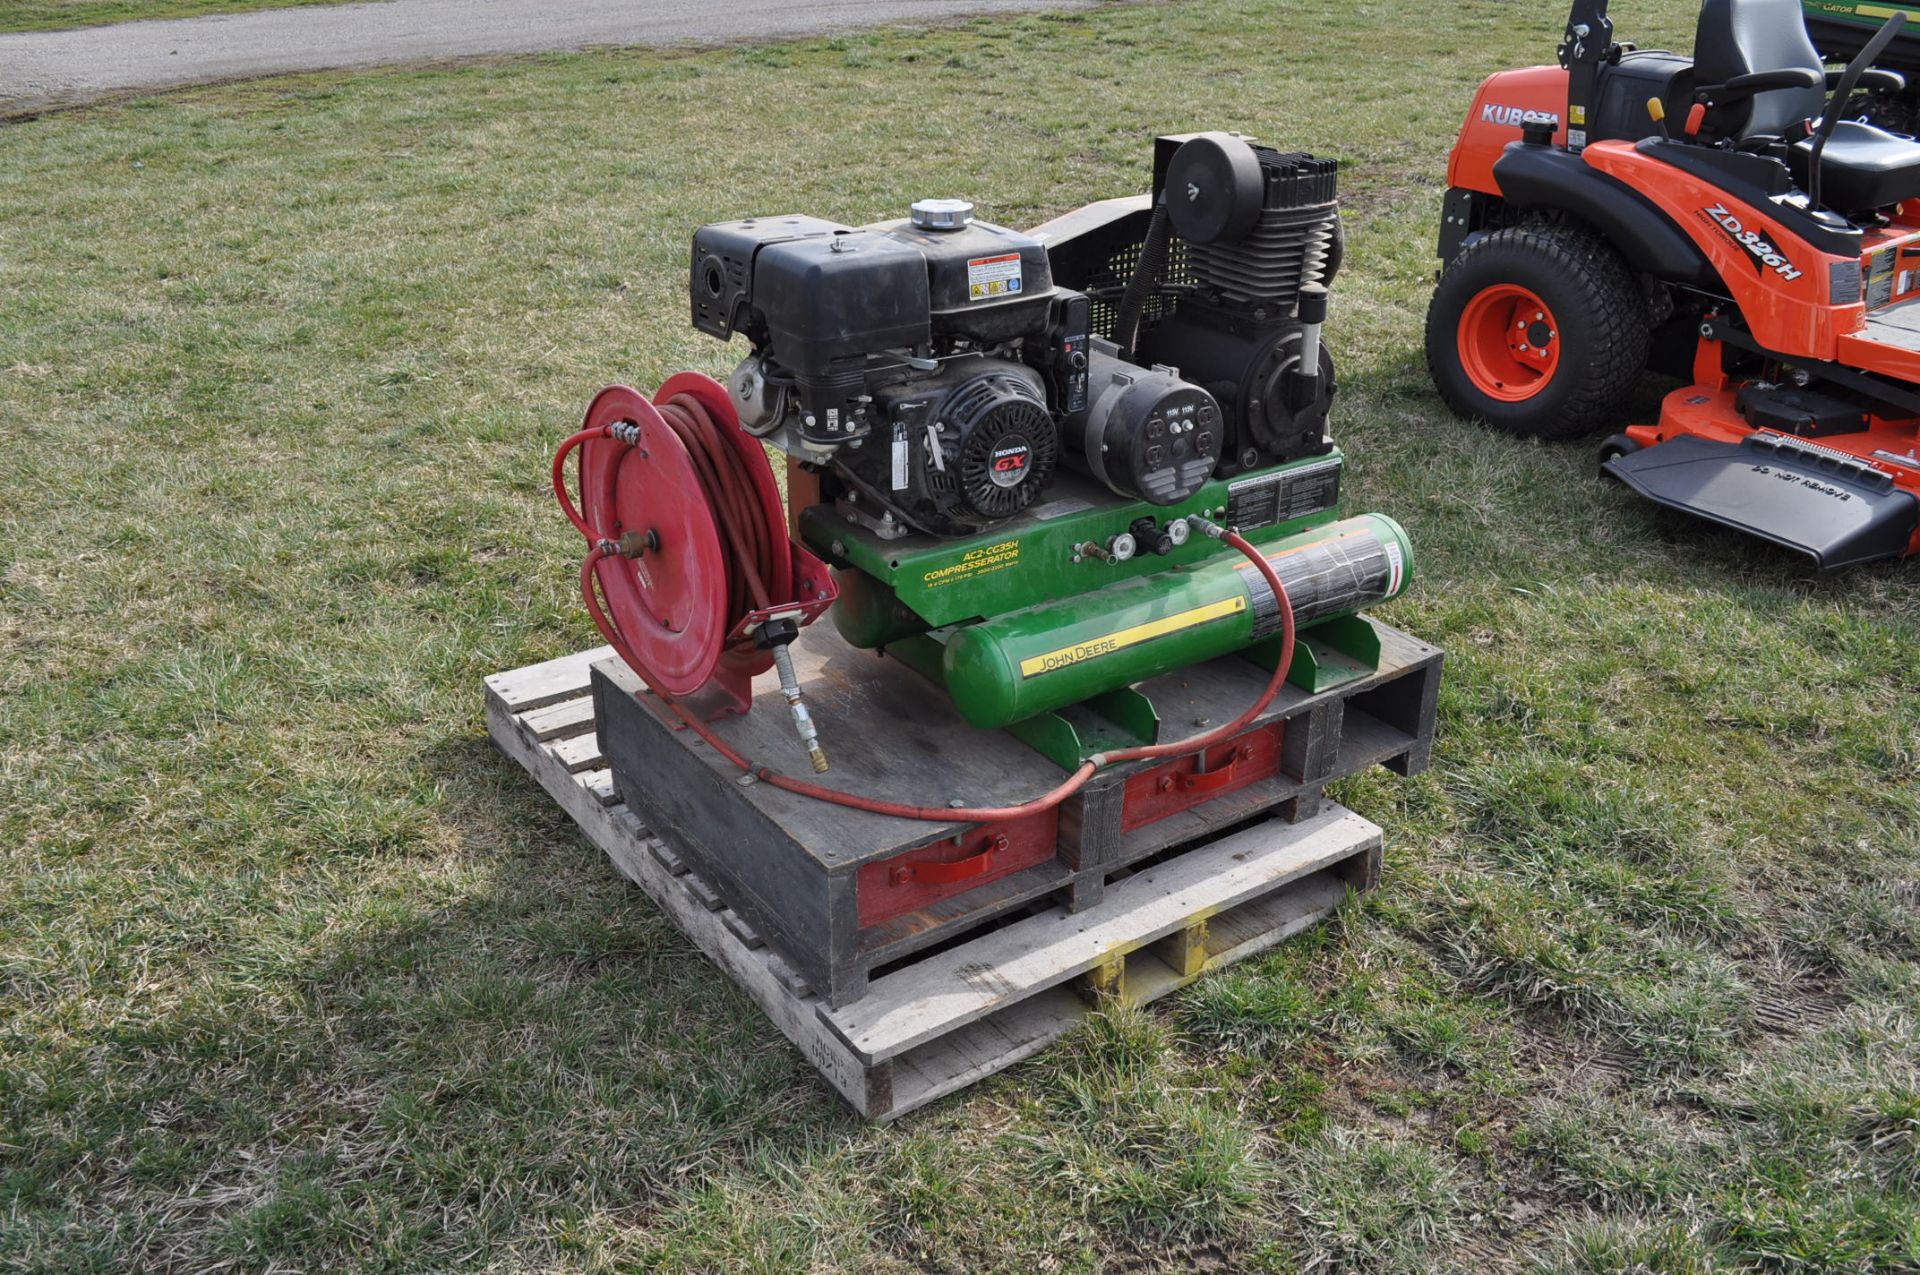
[1427,0,1920,568]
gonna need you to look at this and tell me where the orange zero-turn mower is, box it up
[1426,0,1920,568]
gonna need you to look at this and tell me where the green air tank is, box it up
[936,513,1410,730]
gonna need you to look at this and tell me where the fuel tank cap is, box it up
[910,198,975,230]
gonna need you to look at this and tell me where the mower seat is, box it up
[1789,121,1920,210]
[1694,0,1827,139]
[1696,0,1920,211]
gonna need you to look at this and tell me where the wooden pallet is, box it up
[486,648,1383,1119]
[592,617,1438,1007]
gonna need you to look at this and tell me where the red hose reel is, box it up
[553,372,838,751]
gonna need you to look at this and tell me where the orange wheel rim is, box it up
[1458,284,1560,402]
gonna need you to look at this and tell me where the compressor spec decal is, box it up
[922,539,1021,589]
[1018,597,1246,678]
[967,253,1024,301]
[1226,457,1342,531]
[1236,528,1394,639]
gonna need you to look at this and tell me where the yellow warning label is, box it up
[922,539,1020,589]
[1018,596,1246,678]
[1569,104,1586,125]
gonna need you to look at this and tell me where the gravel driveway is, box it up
[1,0,1094,114]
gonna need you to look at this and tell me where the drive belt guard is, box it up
[1603,432,1918,570]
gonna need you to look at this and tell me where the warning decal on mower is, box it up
[1018,597,1246,678]
[967,253,1023,301]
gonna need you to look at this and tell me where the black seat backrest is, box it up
[1694,0,1826,138]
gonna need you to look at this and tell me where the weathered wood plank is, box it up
[882,871,1354,1119]
[550,732,605,774]
[484,645,614,713]
[488,643,1398,1119]
[610,806,652,845]
[581,769,620,808]
[886,989,1083,1116]
[822,807,1381,1065]
[1336,707,1415,774]
[723,910,766,950]
[519,695,597,742]
[648,840,690,877]
[1150,918,1210,980]
[485,692,878,1112]
[1201,871,1352,968]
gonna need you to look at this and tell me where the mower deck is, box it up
[1613,384,1920,568]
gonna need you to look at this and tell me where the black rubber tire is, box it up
[1597,432,1641,476]
[1425,224,1651,440]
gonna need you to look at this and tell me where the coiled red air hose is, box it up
[555,401,1295,824]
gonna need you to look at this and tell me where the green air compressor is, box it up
[559,132,1412,781]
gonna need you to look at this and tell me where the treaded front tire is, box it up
[1426,223,1650,440]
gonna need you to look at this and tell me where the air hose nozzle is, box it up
[770,642,830,773]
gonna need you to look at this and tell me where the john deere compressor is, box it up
[554,132,1413,821]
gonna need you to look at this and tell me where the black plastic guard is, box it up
[1603,432,1918,570]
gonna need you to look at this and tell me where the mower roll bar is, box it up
[1558,0,1617,150]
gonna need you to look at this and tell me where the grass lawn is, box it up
[3,0,1917,1269]
[0,0,348,34]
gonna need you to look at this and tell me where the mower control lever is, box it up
[1646,96,1670,142]
[1692,67,1824,106]
[1828,67,1906,93]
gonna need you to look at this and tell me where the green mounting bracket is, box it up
[1246,614,1381,694]
[1003,686,1160,772]
[881,632,949,688]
